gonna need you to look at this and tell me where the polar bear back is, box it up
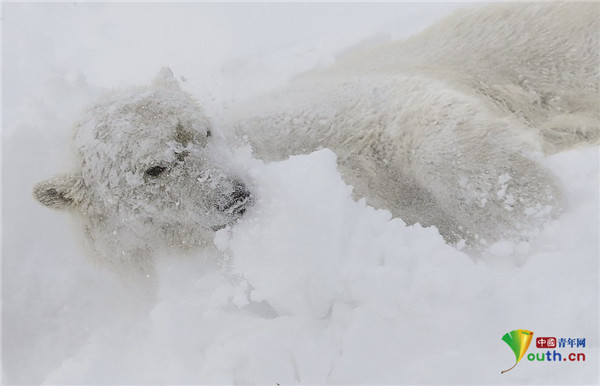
[337,3,598,92]
[330,3,600,153]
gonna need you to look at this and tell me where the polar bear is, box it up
[34,3,598,270]
[33,71,253,272]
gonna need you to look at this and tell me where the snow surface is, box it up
[2,2,598,385]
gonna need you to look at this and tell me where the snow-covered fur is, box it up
[228,2,598,248]
[33,69,252,272]
[33,3,598,269]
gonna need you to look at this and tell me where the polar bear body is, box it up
[228,2,598,247]
[34,3,599,267]
[230,74,559,248]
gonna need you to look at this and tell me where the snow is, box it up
[2,2,598,385]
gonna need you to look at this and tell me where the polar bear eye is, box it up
[145,165,167,178]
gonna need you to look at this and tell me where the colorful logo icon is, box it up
[501,329,534,374]
[536,336,557,349]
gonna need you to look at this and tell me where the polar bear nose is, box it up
[218,181,252,215]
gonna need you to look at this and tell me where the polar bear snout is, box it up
[216,180,252,216]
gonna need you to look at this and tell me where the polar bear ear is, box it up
[33,174,86,210]
[152,67,181,91]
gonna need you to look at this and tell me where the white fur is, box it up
[34,69,251,273]
[34,3,599,270]
[227,3,598,249]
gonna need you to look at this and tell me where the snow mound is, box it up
[17,146,596,385]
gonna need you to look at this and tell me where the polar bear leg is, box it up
[337,151,461,237]
[408,127,562,248]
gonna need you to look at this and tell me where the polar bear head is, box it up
[33,68,252,267]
